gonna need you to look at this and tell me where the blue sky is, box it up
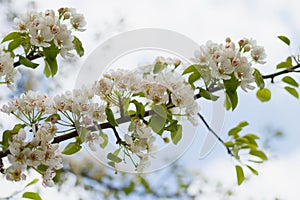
[1,0,300,199]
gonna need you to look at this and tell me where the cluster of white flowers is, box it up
[125,119,157,172]
[193,37,266,91]
[14,7,86,57]
[0,47,19,86]
[94,56,200,125]
[6,125,62,187]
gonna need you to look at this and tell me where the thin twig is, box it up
[197,113,234,156]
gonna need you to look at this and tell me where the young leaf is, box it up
[107,152,122,163]
[18,55,39,69]
[61,141,82,155]
[235,165,245,186]
[253,69,265,89]
[22,192,42,200]
[247,165,259,176]
[99,131,108,149]
[282,76,299,87]
[43,59,51,78]
[149,115,165,135]
[43,43,59,77]
[249,149,268,160]
[105,107,118,126]
[73,36,84,57]
[153,62,167,74]
[284,86,299,98]
[26,179,39,187]
[152,104,167,119]
[277,57,292,69]
[8,38,22,51]
[278,35,290,46]
[223,74,240,110]
[1,32,21,43]
[171,124,182,145]
[131,100,145,118]
[256,88,271,102]
[199,88,219,101]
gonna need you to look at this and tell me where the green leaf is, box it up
[43,43,59,77]
[43,59,51,78]
[223,74,240,110]
[256,88,271,102]
[284,86,299,98]
[153,62,167,74]
[249,149,268,160]
[149,115,165,135]
[277,57,292,69]
[183,64,211,87]
[99,131,108,149]
[282,76,299,87]
[107,152,122,163]
[18,55,39,69]
[199,88,219,101]
[171,124,182,145]
[2,130,13,152]
[152,104,167,119]
[1,32,21,43]
[79,127,89,143]
[8,38,22,51]
[61,141,82,155]
[131,100,145,118]
[278,35,290,46]
[253,69,265,89]
[22,192,42,200]
[73,36,84,57]
[228,121,248,138]
[235,165,245,186]
[105,107,118,126]
[26,179,39,188]
[247,165,259,176]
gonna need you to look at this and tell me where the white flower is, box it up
[88,103,106,122]
[5,165,26,182]
[85,131,104,151]
[251,46,267,64]
[42,168,56,187]
[71,13,86,31]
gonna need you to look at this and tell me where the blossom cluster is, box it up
[192,37,267,91]
[0,47,19,86]
[6,125,62,187]
[14,7,86,57]
[94,56,199,124]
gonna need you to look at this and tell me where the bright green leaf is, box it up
[26,179,39,188]
[253,69,265,89]
[284,86,299,98]
[8,38,22,51]
[247,165,259,176]
[278,35,290,46]
[107,152,122,163]
[171,124,182,145]
[73,36,84,57]
[256,88,271,102]
[131,100,145,118]
[1,32,21,43]
[235,165,245,186]
[61,141,82,155]
[43,43,59,77]
[199,88,219,101]
[43,59,51,78]
[105,107,118,126]
[249,149,268,160]
[99,131,108,149]
[18,55,39,69]
[282,76,299,87]
[223,74,240,110]
[22,192,42,200]
[277,57,292,69]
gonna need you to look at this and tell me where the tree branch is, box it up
[197,113,234,156]
[262,63,300,83]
